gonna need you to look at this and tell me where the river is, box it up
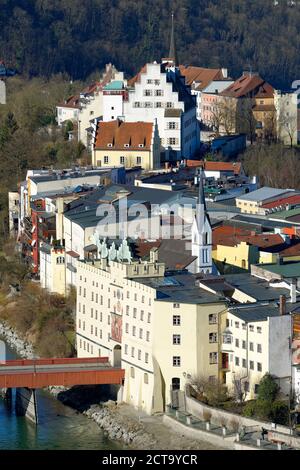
[0,341,123,450]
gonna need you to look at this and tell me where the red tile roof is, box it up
[94,120,153,151]
[58,95,80,109]
[185,160,242,175]
[179,66,226,90]
[279,242,300,256]
[262,194,300,210]
[213,225,284,249]
[220,74,274,99]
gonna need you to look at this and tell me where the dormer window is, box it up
[138,144,144,148]
[107,143,113,147]
[124,143,130,148]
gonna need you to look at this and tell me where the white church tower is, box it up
[191,167,212,274]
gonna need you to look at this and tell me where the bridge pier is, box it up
[16,388,38,425]
[0,387,12,406]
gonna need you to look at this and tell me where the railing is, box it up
[0,357,109,367]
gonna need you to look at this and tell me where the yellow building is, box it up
[236,187,291,215]
[213,241,259,271]
[93,119,161,170]
[40,243,66,295]
[75,243,227,414]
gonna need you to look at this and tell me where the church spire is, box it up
[168,12,177,65]
[191,165,212,274]
[196,166,208,229]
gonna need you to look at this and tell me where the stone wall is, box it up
[163,415,259,450]
[186,394,292,436]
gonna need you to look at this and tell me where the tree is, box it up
[257,373,279,402]
[232,373,248,403]
[0,112,18,148]
[189,375,228,406]
[236,98,257,144]
[241,143,300,190]
[209,96,236,137]
[277,99,298,148]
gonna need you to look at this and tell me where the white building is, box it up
[221,301,292,400]
[56,64,125,148]
[274,89,298,146]
[102,80,127,122]
[124,62,200,162]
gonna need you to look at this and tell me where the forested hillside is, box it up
[0,0,300,88]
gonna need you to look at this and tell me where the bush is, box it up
[270,401,289,426]
[242,401,256,417]
[254,400,273,420]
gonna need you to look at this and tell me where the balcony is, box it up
[221,328,233,353]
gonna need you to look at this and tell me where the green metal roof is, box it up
[267,207,300,220]
[256,261,300,278]
[104,81,124,91]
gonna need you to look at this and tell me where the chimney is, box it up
[279,295,286,316]
[290,279,297,304]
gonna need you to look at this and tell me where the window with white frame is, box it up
[173,356,181,367]
[209,332,217,343]
[104,156,109,164]
[173,315,181,326]
[209,352,218,364]
[173,334,181,345]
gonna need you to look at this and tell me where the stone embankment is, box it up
[84,402,156,448]
[0,321,35,359]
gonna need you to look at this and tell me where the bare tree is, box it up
[210,96,236,137]
[232,372,248,403]
[277,104,298,148]
[188,374,228,406]
[237,98,257,144]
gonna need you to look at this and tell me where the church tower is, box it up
[162,12,178,66]
[191,167,213,274]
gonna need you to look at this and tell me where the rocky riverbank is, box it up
[0,321,35,359]
[84,402,156,448]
